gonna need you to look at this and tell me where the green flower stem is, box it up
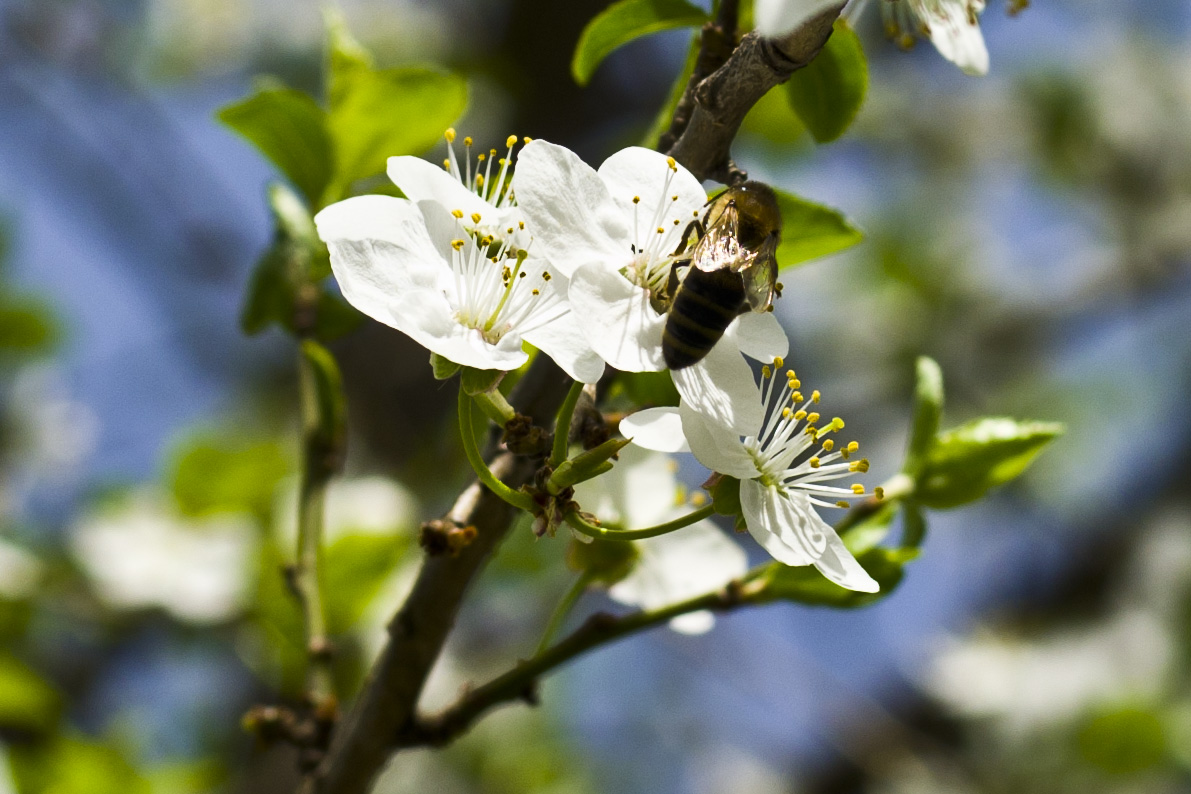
[472,388,517,426]
[833,472,916,535]
[549,380,584,467]
[535,571,593,656]
[402,575,768,748]
[458,387,535,513]
[564,503,716,542]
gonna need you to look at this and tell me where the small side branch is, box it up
[665,3,845,183]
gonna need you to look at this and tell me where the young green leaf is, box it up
[839,500,898,555]
[430,353,463,380]
[572,0,708,86]
[783,20,867,144]
[169,435,291,519]
[217,87,333,207]
[904,356,944,477]
[326,67,467,201]
[772,187,863,268]
[757,547,916,608]
[916,417,1065,509]
[0,652,62,736]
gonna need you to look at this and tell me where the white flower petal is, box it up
[620,407,689,453]
[669,611,716,634]
[740,480,817,566]
[513,140,631,276]
[315,196,450,326]
[673,340,765,436]
[392,296,529,371]
[678,401,757,480]
[569,263,667,372]
[609,519,746,633]
[522,316,606,384]
[814,528,880,593]
[923,2,989,76]
[597,146,706,222]
[572,445,682,530]
[387,155,493,218]
[725,311,789,363]
[755,0,842,38]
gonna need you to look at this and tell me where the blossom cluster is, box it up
[315,132,875,594]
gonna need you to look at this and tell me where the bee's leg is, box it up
[666,257,688,297]
[670,219,703,257]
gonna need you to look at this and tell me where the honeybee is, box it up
[662,181,782,370]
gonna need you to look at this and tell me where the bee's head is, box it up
[705,181,782,249]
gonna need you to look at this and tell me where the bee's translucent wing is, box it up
[691,204,745,273]
[742,234,778,312]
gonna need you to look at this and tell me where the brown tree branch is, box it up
[665,3,845,183]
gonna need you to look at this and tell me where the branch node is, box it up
[419,519,478,557]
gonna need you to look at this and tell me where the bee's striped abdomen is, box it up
[663,267,746,370]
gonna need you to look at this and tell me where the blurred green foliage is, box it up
[169,434,292,520]
[783,20,867,144]
[571,0,708,86]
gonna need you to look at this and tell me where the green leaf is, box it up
[461,367,505,396]
[549,438,632,493]
[572,0,708,86]
[772,188,863,268]
[239,183,318,337]
[758,547,917,608]
[617,370,681,407]
[640,29,700,147]
[325,7,373,107]
[742,83,808,145]
[170,435,292,519]
[0,652,61,736]
[901,501,927,548]
[916,417,1065,509]
[707,475,742,518]
[431,352,462,380]
[904,356,944,476]
[0,297,58,354]
[840,500,897,555]
[1078,707,1167,775]
[217,86,332,207]
[9,736,150,794]
[783,20,867,144]
[323,533,408,633]
[327,66,467,200]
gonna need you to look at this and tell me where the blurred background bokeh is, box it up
[1,0,1189,791]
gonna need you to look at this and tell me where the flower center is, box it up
[447,213,567,345]
[744,360,871,508]
[622,158,702,311]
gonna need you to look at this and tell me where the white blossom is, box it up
[513,140,788,433]
[755,0,846,39]
[572,445,747,634]
[624,361,878,592]
[881,0,989,76]
[71,488,257,623]
[315,193,604,382]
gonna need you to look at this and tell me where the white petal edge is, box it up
[672,339,765,436]
[620,407,689,453]
[726,311,789,363]
[814,528,880,593]
[387,156,492,218]
[739,480,817,566]
[678,401,757,480]
[513,140,631,277]
[924,2,989,76]
[597,146,707,224]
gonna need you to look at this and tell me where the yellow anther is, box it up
[857,459,870,473]
[774,356,784,368]
[794,410,807,421]
[463,136,473,147]
[874,487,885,500]
[489,148,497,157]
[690,491,707,507]
[807,412,820,424]
[450,239,466,251]
[832,417,845,430]
[445,128,457,142]
[847,441,859,453]
[477,153,487,162]
[672,194,678,201]
[475,174,485,187]
[841,449,851,460]
[531,288,540,296]
[542,271,552,281]
[633,196,641,204]
[791,391,803,403]
[692,210,699,217]
[782,407,792,419]
[851,484,865,495]
[443,159,450,170]
[809,457,821,468]
[498,158,507,166]
[666,156,677,171]
[656,227,664,234]
[790,379,801,389]
[836,500,850,508]
[451,209,464,219]
[505,134,518,148]
[762,365,771,379]
[518,221,525,229]
[673,219,681,226]
[821,439,834,452]
[471,213,483,224]
[507,227,514,234]
[804,425,817,436]
[811,390,821,403]
[523,136,532,144]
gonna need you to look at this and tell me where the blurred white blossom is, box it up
[0,538,42,600]
[71,488,256,624]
